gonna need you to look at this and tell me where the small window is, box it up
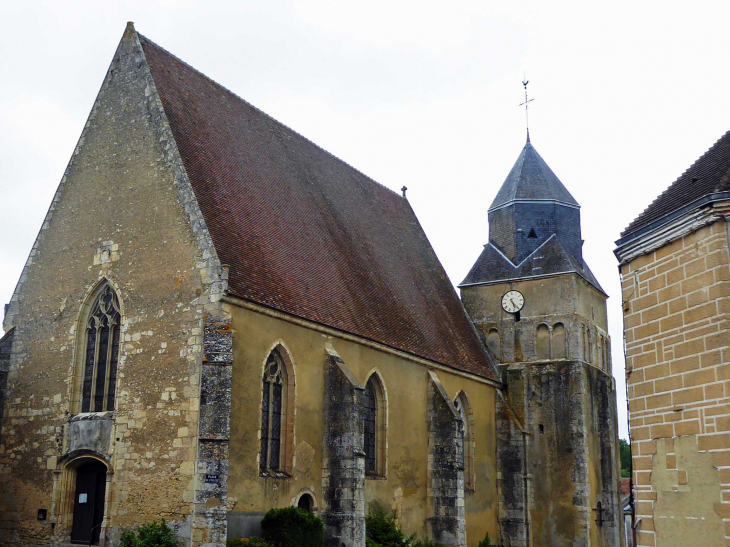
[528,228,537,239]
[487,329,501,359]
[536,324,550,360]
[553,323,567,359]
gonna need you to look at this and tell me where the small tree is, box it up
[119,519,179,547]
[619,439,632,478]
[365,502,414,547]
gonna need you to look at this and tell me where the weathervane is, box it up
[520,78,534,143]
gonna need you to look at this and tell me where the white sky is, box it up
[3,1,730,440]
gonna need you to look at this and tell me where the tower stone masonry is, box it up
[460,140,624,547]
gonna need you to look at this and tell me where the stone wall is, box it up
[461,275,612,372]
[0,329,13,445]
[0,24,227,546]
[497,360,623,547]
[620,218,730,547]
[224,303,500,545]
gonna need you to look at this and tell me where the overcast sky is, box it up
[3,1,730,440]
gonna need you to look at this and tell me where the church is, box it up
[0,24,623,547]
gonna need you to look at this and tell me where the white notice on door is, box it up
[79,493,88,504]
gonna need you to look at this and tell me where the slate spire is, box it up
[489,142,579,212]
[460,140,604,294]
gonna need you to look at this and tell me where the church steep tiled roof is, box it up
[138,35,497,380]
[621,129,730,237]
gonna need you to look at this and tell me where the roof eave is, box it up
[458,270,608,297]
[616,190,730,252]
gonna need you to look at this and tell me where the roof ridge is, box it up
[622,128,730,236]
[137,33,402,200]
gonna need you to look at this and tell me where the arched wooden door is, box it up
[70,459,107,545]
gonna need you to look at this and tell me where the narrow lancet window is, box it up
[363,379,377,474]
[81,285,121,413]
[261,350,286,472]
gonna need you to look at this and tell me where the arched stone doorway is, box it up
[64,458,108,545]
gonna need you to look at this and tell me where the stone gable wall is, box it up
[0,26,228,546]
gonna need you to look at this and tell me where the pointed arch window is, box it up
[261,350,287,472]
[362,373,387,477]
[363,380,377,474]
[81,285,121,413]
[454,391,475,491]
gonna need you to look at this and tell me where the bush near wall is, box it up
[226,538,271,547]
[119,519,179,547]
[365,503,449,547]
[260,506,324,547]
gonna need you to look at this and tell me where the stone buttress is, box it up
[322,348,366,547]
[427,372,466,547]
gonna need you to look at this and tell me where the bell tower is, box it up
[460,140,610,368]
[460,139,624,546]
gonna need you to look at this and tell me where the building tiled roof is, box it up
[620,478,630,496]
[621,129,730,237]
[138,35,497,380]
[489,142,579,211]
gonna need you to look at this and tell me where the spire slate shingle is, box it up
[489,142,579,211]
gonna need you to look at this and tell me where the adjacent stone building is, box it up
[0,24,622,547]
[616,130,730,546]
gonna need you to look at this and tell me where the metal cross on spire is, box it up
[520,79,534,143]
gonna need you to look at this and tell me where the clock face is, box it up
[501,290,525,314]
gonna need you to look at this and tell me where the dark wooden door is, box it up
[70,460,107,545]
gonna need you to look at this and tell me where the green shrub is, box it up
[412,541,446,547]
[365,502,415,547]
[260,506,324,547]
[119,519,179,547]
[478,532,498,547]
[226,538,271,547]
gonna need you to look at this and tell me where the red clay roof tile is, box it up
[139,35,497,380]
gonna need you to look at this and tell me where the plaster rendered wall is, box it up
[225,304,499,546]
[0,29,220,545]
[620,218,730,547]
[461,275,611,371]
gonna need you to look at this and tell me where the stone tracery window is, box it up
[261,350,286,472]
[81,284,121,413]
